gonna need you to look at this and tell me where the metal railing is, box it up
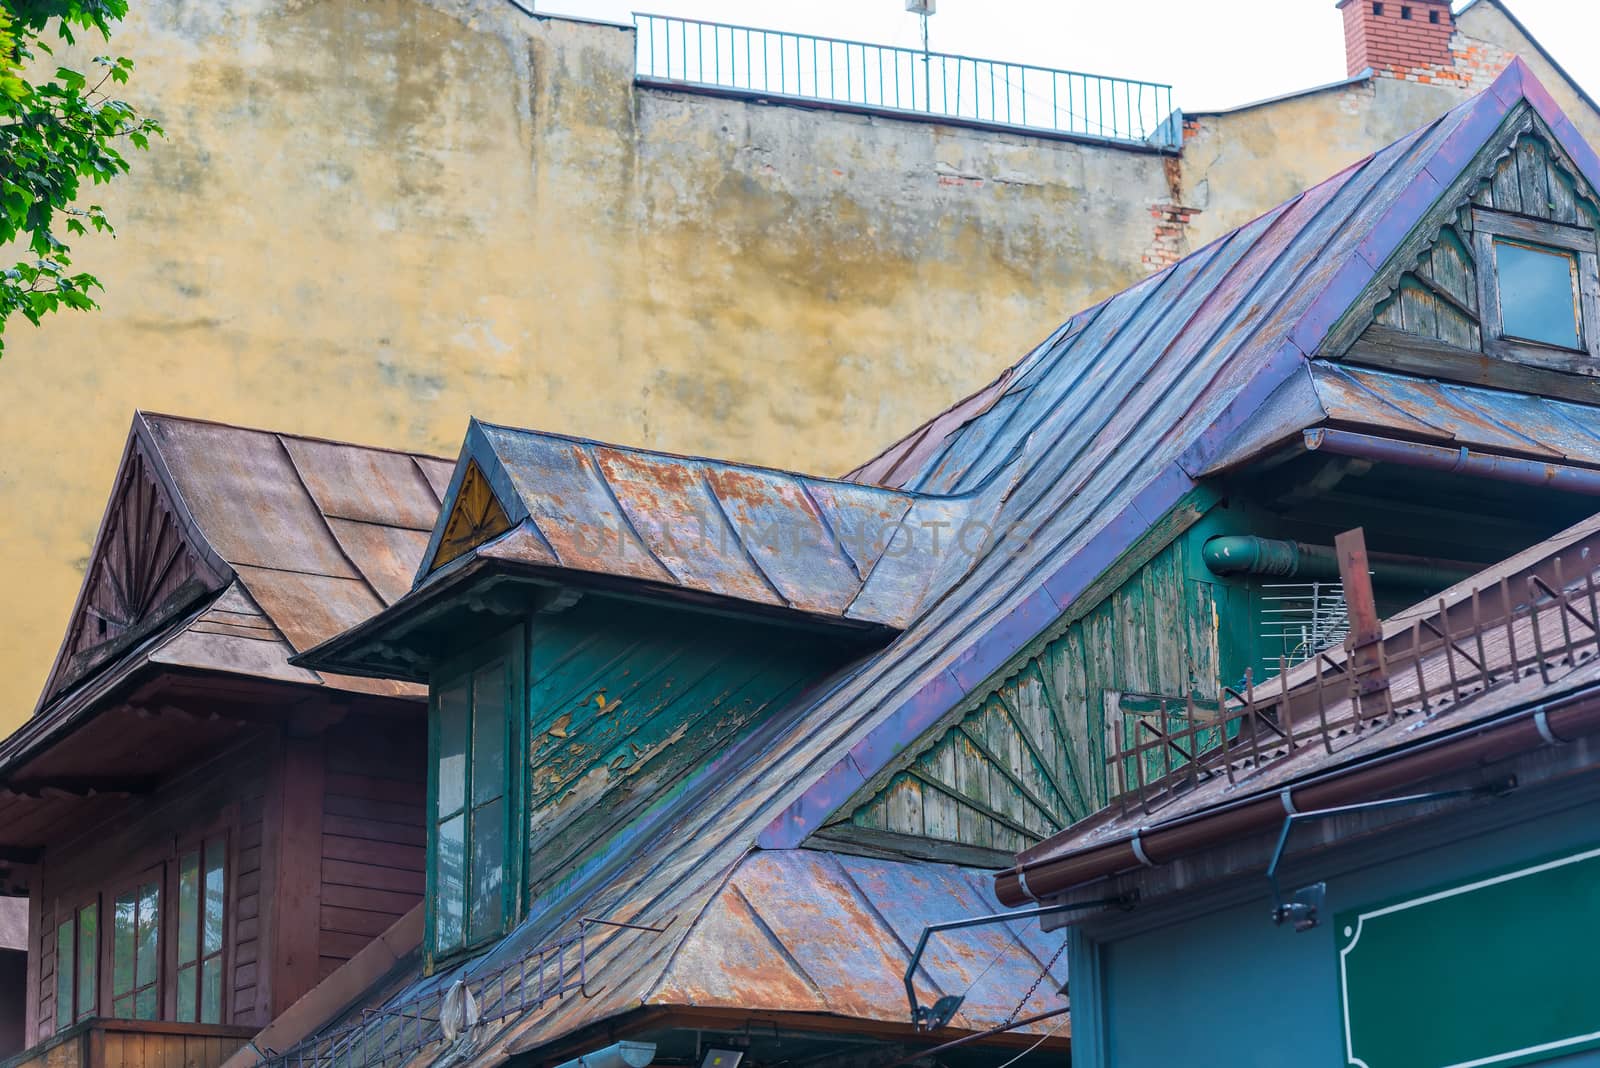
[1106,557,1600,816]
[634,14,1182,149]
[257,918,666,1068]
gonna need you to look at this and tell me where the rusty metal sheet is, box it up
[232,564,386,655]
[702,465,864,616]
[1310,364,1445,437]
[144,416,359,579]
[280,435,444,530]
[1438,381,1600,465]
[466,423,944,628]
[592,447,777,606]
[631,850,1066,1030]
[323,519,431,605]
[480,426,678,587]
[1328,365,1562,456]
[416,456,455,501]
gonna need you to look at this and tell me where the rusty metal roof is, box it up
[25,411,451,723]
[411,421,979,630]
[647,849,1066,1029]
[280,62,1600,1067]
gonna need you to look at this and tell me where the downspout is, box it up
[1304,428,1600,496]
[1201,536,1477,589]
[995,678,1600,906]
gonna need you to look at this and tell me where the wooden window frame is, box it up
[169,832,229,1024]
[1472,207,1600,374]
[425,624,526,972]
[107,865,164,1022]
[53,897,100,1032]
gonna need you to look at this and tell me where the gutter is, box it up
[995,677,1600,906]
[1304,428,1600,496]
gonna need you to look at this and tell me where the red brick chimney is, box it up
[1339,0,1455,80]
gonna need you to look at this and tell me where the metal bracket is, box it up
[904,894,1135,1029]
[1266,776,1516,931]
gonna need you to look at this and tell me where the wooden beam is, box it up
[263,734,326,1017]
[0,777,156,800]
[1336,528,1393,720]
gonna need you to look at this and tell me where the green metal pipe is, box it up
[1201,536,1478,589]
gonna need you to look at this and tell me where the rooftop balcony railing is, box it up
[634,13,1182,149]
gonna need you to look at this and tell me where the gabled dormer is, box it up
[299,420,971,968]
[1329,103,1600,401]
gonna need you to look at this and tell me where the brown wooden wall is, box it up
[33,737,267,1040]
[25,711,426,1052]
[315,723,425,983]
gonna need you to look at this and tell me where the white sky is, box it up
[535,0,1600,113]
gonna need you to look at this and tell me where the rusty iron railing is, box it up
[633,13,1182,149]
[1106,557,1600,816]
[258,919,665,1068]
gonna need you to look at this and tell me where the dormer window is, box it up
[1474,208,1600,370]
[1494,239,1580,349]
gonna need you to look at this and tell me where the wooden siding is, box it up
[521,602,859,902]
[31,739,266,1042]
[1368,130,1598,351]
[316,722,425,981]
[841,529,1225,854]
[4,1020,254,1068]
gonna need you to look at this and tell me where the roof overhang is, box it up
[294,551,898,685]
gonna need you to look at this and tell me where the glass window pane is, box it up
[203,840,226,955]
[437,680,469,820]
[468,797,505,944]
[113,893,135,997]
[112,996,131,1020]
[76,905,96,1021]
[201,957,222,1024]
[176,964,197,1023]
[133,985,157,1021]
[435,813,466,952]
[178,850,199,965]
[55,921,73,1031]
[472,663,506,807]
[135,882,159,990]
[1497,238,1581,348]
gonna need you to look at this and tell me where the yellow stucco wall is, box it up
[0,0,1593,727]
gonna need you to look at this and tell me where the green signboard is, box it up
[1338,844,1600,1068]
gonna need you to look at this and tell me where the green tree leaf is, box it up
[0,0,159,355]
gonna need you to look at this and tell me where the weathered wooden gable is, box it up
[1335,103,1600,387]
[40,437,227,706]
[819,494,1232,861]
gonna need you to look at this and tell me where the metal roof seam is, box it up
[274,432,389,615]
[582,442,684,585]
[695,470,793,609]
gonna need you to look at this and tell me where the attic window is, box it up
[1429,9,1440,22]
[1372,2,1383,14]
[1495,240,1580,349]
[1473,208,1600,371]
[1401,5,1412,19]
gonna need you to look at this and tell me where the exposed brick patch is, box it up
[1143,202,1197,272]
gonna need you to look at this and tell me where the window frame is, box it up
[107,864,164,1022]
[425,624,526,972]
[169,832,229,1024]
[52,897,99,1032]
[1473,207,1600,372]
